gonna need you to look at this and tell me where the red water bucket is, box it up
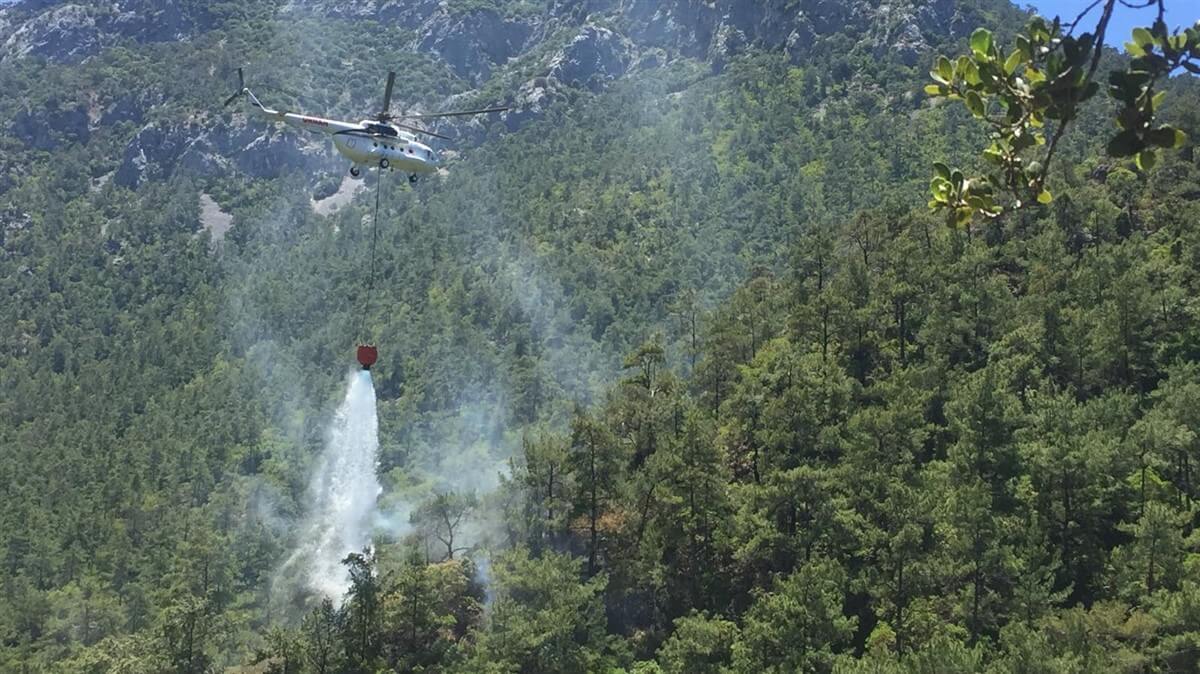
[356,344,378,370]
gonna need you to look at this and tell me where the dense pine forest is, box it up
[2,0,1200,671]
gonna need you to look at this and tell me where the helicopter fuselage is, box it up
[240,90,437,177]
[333,124,437,176]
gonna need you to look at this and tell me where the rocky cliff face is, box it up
[0,0,981,185]
[0,0,975,78]
[416,7,534,83]
[0,0,218,63]
[113,119,343,188]
[279,0,971,86]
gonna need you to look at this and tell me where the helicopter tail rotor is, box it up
[223,67,246,107]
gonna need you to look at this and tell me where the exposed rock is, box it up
[893,23,926,66]
[312,174,365,216]
[416,8,533,83]
[283,0,440,30]
[619,0,804,59]
[1,4,99,63]
[199,193,233,245]
[233,126,339,179]
[115,123,181,187]
[502,75,567,131]
[616,0,951,65]
[867,0,957,66]
[548,0,619,23]
[784,25,818,61]
[0,0,218,64]
[115,119,341,189]
[89,171,112,193]
[98,91,160,128]
[548,25,634,91]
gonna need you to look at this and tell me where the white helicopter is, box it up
[224,68,507,183]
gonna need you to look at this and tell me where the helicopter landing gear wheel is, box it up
[379,158,389,169]
[349,166,361,178]
[408,174,419,185]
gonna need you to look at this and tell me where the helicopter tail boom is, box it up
[225,68,359,135]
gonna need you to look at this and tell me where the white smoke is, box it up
[285,369,382,602]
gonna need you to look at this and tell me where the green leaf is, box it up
[1004,49,1022,75]
[971,28,994,59]
[1136,150,1157,170]
[933,162,952,181]
[924,83,945,96]
[1125,42,1146,56]
[1030,17,1050,43]
[1016,35,1032,59]
[1148,125,1187,149]
[1037,189,1053,204]
[955,207,974,227]
[965,90,986,118]
[1107,130,1143,157]
[936,55,953,82]
[966,195,988,210]
[1132,27,1154,48]
[961,58,981,85]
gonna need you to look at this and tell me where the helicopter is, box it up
[224,68,507,184]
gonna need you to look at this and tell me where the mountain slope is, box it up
[1,0,1199,671]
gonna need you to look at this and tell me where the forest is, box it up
[1,0,1199,672]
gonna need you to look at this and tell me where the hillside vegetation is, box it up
[1,0,1199,671]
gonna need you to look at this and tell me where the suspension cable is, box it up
[357,170,385,342]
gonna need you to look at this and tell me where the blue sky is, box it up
[1024,1,1197,51]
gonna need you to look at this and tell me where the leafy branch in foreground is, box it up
[927,2,1199,227]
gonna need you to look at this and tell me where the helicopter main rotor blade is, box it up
[394,122,452,140]
[380,71,396,118]
[402,105,509,119]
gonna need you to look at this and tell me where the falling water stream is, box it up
[302,370,381,601]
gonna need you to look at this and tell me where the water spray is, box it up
[288,370,382,602]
